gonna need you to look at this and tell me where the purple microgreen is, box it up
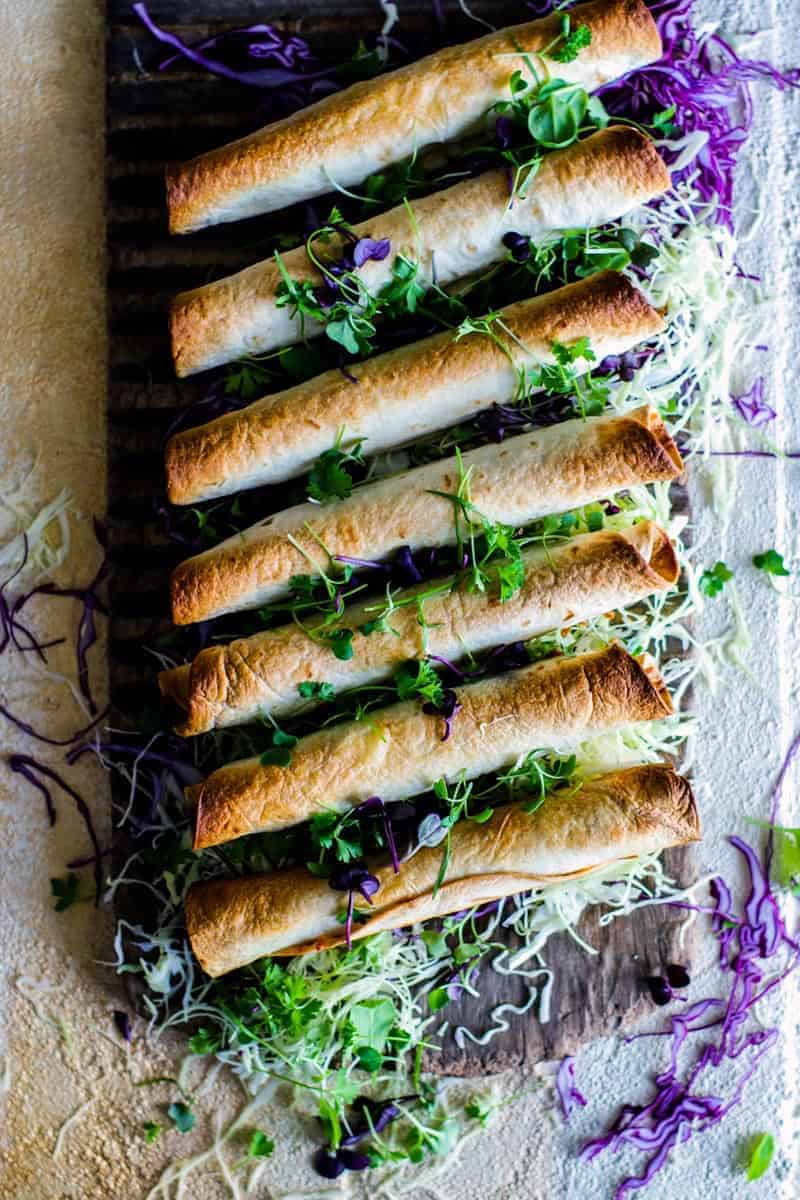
[328,863,380,947]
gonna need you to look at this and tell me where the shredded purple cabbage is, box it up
[732,376,775,426]
[556,1055,588,1121]
[1,517,108,722]
[132,4,327,90]
[597,0,800,228]
[113,1009,132,1042]
[582,833,799,1198]
[10,755,104,902]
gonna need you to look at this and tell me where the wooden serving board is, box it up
[107,0,694,1076]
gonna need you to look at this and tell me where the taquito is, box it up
[166,272,663,504]
[170,127,669,376]
[167,0,662,236]
[161,522,678,736]
[189,642,673,850]
[186,764,699,975]
[170,405,683,625]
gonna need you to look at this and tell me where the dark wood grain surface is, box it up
[107,0,694,1076]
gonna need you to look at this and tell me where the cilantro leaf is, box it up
[379,255,427,316]
[753,549,790,576]
[167,1102,195,1134]
[548,17,592,64]
[699,561,733,598]
[323,627,354,660]
[325,316,362,355]
[496,556,525,602]
[248,1130,275,1158]
[298,680,336,702]
[394,659,444,707]
[309,809,364,864]
[50,872,80,912]
[307,449,357,504]
[757,824,800,893]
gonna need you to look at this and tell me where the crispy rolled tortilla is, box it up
[167,0,662,236]
[170,404,683,625]
[166,272,663,504]
[186,763,699,975]
[188,642,673,849]
[161,522,678,736]
[170,126,669,376]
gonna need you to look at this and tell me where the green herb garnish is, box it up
[143,1120,162,1144]
[741,1132,775,1181]
[546,14,593,64]
[307,431,365,504]
[50,872,80,912]
[167,1101,196,1134]
[248,1130,275,1159]
[699,561,734,597]
[260,726,299,768]
[298,680,336,702]
[753,549,790,576]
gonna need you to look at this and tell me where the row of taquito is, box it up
[160,521,678,735]
[170,405,682,625]
[187,763,699,975]
[167,0,662,236]
[170,126,669,376]
[166,271,664,506]
[162,2,693,981]
[188,642,673,848]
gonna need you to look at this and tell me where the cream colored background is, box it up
[0,2,798,1198]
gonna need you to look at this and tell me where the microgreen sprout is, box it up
[699,561,733,598]
[752,549,789,577]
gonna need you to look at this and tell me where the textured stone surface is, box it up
[0,2,799,1197]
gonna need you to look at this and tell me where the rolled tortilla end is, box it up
[160,522,678,737]
[169,125,669,377]
[165,272,664,505]
[185,763,699,977]
[188,642,673,849]
[167,0,662,237]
